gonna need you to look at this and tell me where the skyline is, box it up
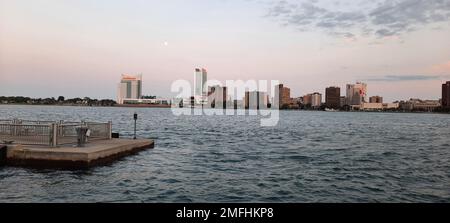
[1,0,450,102]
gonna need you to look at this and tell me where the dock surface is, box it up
[5,139,154,169]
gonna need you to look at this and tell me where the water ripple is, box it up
[0,105,449,203]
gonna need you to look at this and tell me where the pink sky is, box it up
[1,0,449,102]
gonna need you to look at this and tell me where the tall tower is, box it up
[117,74,142,104]
[195,68,208,97]
[325,87,341,109]
[346,82,367,106]
[443,81,450,108]
[274,84,291,108]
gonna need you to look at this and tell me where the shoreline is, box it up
[0,103,449,115]
[0,103,170,108]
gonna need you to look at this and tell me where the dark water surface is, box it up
[0,105,449,202]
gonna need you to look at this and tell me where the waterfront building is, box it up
[208,85,227,109]
[120,98,171,107]
[311,92,322,108]
[399,99,441,112]
[325,87,341,109]
[117,74,142,104]
[274,84,292,108]
[360,103,399,111]
[369,96,383,103]
[245,91,269,110]
[361,103,383,111]
[443,81,450,108]
[346,82,367,106]
[384,103,400,110]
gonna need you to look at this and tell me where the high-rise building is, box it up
[369,96,383,103]
[245,91,268,110]
[195,68,208,97]
[117,74,142,104]
[346,82,367,105]
[303,94,312,106]
[208,86,227,109]
[311,92,322,108]
[274,84,291,108]
[443,81,450,108]
[325,87,341,109]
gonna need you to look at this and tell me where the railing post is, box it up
[51,123,58,147]
[108,121,112,140]
[59,120,63,137]
[13,118,18,136]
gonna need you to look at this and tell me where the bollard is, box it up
[76,127,89,147]
[133,113,138,140]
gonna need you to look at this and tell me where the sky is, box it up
[1,0,450,102]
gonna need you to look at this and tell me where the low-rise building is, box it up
[399,99,441,111]
[360,102,399,111]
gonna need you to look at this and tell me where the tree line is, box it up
[0,96,117,106]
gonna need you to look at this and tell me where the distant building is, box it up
[346,82,367,106]
[399,99,441,111]
[311,92,322,108]
[233,100,245,109]
[360,103,383,110]
[117,74,142,104]
[369,96,383,103]
[195,68,208,97]
[443,81,450,108]
[340,96,347,108]
[274,84,291,108]
[208,86,227,109]
[293,97,303,107]
[121,98,171,107]
[325,87,341,109]
[245,91,268,110]
[303,94,312,106]
[360,103,399,111]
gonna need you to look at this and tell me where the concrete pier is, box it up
[4,139,154,169]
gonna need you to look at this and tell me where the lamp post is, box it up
[133,112,138,140]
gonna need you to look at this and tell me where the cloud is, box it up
[364,75,442,82]
[266,0,450,39]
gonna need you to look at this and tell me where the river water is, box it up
[0,105,449,202]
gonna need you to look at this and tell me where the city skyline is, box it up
[1,0,450,102]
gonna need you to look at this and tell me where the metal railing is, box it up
[86,122,112,140]
[0,119,112,147]
[0,119,13,124]
[0,123,53,146]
